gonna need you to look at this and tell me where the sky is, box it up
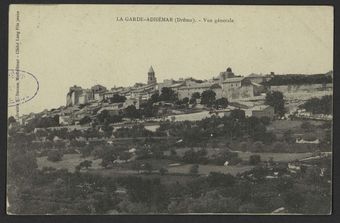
[8,5,333,117]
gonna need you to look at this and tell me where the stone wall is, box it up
[270,83,333,93]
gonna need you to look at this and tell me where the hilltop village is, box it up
[16,67,332,128]
[8,66,333,214]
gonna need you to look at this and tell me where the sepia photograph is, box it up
[7,4,333,215]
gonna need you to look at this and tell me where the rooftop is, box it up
[148,66,154,73]
[223,77,245,83]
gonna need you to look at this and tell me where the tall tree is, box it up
[109,94,126,103]
[214,97,229,109]
[265,91,285,116]
[159,87,177,102]
[150,92,160,103]
[201,90,216,107]
[125,105,140,119]
[79,116,92,125]
[8,116,17,126]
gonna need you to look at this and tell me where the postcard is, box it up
[7,4,333,214]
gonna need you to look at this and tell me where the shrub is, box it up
[206,172,236,187]
[79,160,93,169]
[252,141,264,152]
[144,163,153,174]
[190,164,199,175]
[159,167,168,175]
[249,155,261,165]
[47,149,63,162]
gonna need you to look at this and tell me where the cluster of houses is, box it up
[157,67,269,101]
[15,66,332,131]
[66,66,270,108]
[13,67,275,130]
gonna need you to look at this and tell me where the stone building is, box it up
[66,85,83,106]
[78,89,94,105]
[221,77,255,100]
[147,66,157,85]
[177,83,223,100]
[219,67,235,84]
[247,73,265,84]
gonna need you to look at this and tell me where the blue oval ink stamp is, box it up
[8,69,39,107]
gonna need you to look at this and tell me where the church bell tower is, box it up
[147,66,157,85]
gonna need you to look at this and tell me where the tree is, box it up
[75,164,81,172]
[47,149,63,162]
[192,92,201,99]
[182,97,189,105]
[80,144,94,157]
[265,91,285,116]
[102,122,114,138]
[119,151,132,161]
[214,97,229,109]
[230,109,245,120]
[283,130,294,143]
[159,167,168,175]
[189,164,199,175]
[300,95,332,115]
[79,116,92,125]
[259,116,271,126]
[140,102,158,118]
[249,155,261,165]
[264,73,332,86]
[144,163,153,174]
[206,172,236,187]
[8,116,17,126]
[201,90,216,107]
[183,149,207,163]
[132,162,142,173]
[79,160,92,169]
[26,116,59,130]
[109,94,126,103]
[97,110,110,123]
[125,105,140,119]
[189,92,200,105]
[212,150,240,165]
[150,92,160,103]
[35,129,48,138]
[189,98,197,105]
[170,149,177,156]
[159,87,177,102]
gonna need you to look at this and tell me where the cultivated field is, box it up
[167,164,254,176]
[37,154,255,177]
[235,151,313,162]
[37,154,102,172]
[267,120,326,133]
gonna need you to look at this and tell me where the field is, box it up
[267,119,330,143]
[235,151,313,162]
[164,147,224,157]
[267,120,326,133]
[37,154,102,172]
[37,154,255,177]
[167,164,254,176]
[164,147,314,162]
